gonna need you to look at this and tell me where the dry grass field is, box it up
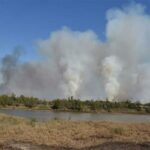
[0,113,149,149]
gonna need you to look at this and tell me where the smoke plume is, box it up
[102,56,122,101]
[0,3,150,103]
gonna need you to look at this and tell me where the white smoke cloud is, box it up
[102,56,122,101]
[37,28,99,98]
[0,3,150,103]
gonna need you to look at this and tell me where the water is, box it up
[0,109,150,122]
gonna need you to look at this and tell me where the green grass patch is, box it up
[111,127,125,135]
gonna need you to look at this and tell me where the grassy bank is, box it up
[0,113,149,149]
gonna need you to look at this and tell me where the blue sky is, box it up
[0,0,150,61]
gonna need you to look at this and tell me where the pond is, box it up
[0,109,150,122]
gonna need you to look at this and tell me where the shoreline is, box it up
[0,106,150,115]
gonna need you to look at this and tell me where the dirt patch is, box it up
[0,141,150,150]
[0,141,71,150]
[84,142,150,150]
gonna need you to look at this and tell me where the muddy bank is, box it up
[1,141,150,150]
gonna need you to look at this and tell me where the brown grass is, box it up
[0,113,149,149]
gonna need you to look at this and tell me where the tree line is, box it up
[0,94,149,113]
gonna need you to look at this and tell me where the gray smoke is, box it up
[0,48,21,93]
[0,3,150,103]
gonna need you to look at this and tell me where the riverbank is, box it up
[0,113,149,149]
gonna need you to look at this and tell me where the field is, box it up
[0,113,149,150]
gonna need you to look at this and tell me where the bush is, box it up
[111,127,125,135]
[145,107,150,113]
[51,100,61,109]
[29,117,37,127]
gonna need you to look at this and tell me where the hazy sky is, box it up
[1,0,150,101]
[0,0,150,62]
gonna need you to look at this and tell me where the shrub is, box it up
[111,127,125,135]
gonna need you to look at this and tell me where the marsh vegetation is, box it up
[0,114,149,149]
[0,95,149,114]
